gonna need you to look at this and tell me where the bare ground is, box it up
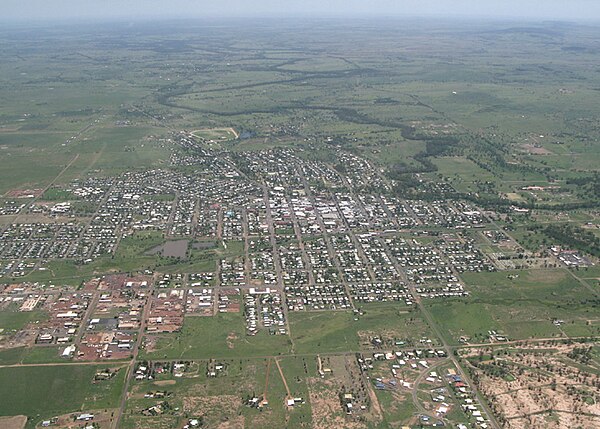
[0,416,27,429]
[464,343,600,428]
[306,377,366,429]
[183,395,244,428]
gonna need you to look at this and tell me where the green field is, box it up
[0,364,126,428]
[0,308,47,331]
[122,357,312,429]
[289,304,435,354]
[428,269,600,344]
[143,314,293,360]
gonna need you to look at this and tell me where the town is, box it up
[1,129,598,429]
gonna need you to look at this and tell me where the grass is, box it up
[41,187,74,201]
[144,304,432,360]
[0,308,48,331]
[427,269,600,344]
[1,231,227,285]
[289,303,435,354]
[289,311,358,354]
[3,18,600,429]
[374,387,417,427]
[0,347,28,365]
[21,346,67,364]
[0,364,126,428]
[0,345,65,367]
[123,357,313,429]
[142,313,293,360]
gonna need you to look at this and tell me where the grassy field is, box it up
[427,269,600,344]
[0,307,47,331]
[0,364,126,428]
[289,304,435,354]
[143,313,293,360]
[122,357,312,429]
[2,20,599,203]
[3,232,237,286]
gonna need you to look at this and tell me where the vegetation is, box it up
[531,224,600,257]
[0,365,126,428]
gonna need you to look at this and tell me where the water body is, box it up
[146,240,189,258]
[192,241,217,250]
[239,130,256,140]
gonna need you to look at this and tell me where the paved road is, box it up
[411,359,450,424]
[375,221,501,429]
[261,183,295,349]
[112,286,153,429]
[297,167,357,311]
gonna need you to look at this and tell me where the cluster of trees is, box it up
[568,173,600,200]
[472,360,512,379]
[387,135,462,179]
[566,346,594,364]
[530,223,600,257]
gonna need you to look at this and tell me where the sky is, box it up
[3,0,600,22]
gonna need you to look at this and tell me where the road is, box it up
[111,284,153,429]
[5,143,596,428]
[361,166,502,428]
[411,359,450,424]
[297,166,357,311]
[376,233,501,429]
[261,183,295,349]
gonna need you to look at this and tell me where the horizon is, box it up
[2,15,600,31]
[3,0,600,24]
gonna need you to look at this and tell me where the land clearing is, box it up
[462,342,600,429]
[191,128,239,141]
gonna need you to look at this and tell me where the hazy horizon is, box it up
[3,0,600,24]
